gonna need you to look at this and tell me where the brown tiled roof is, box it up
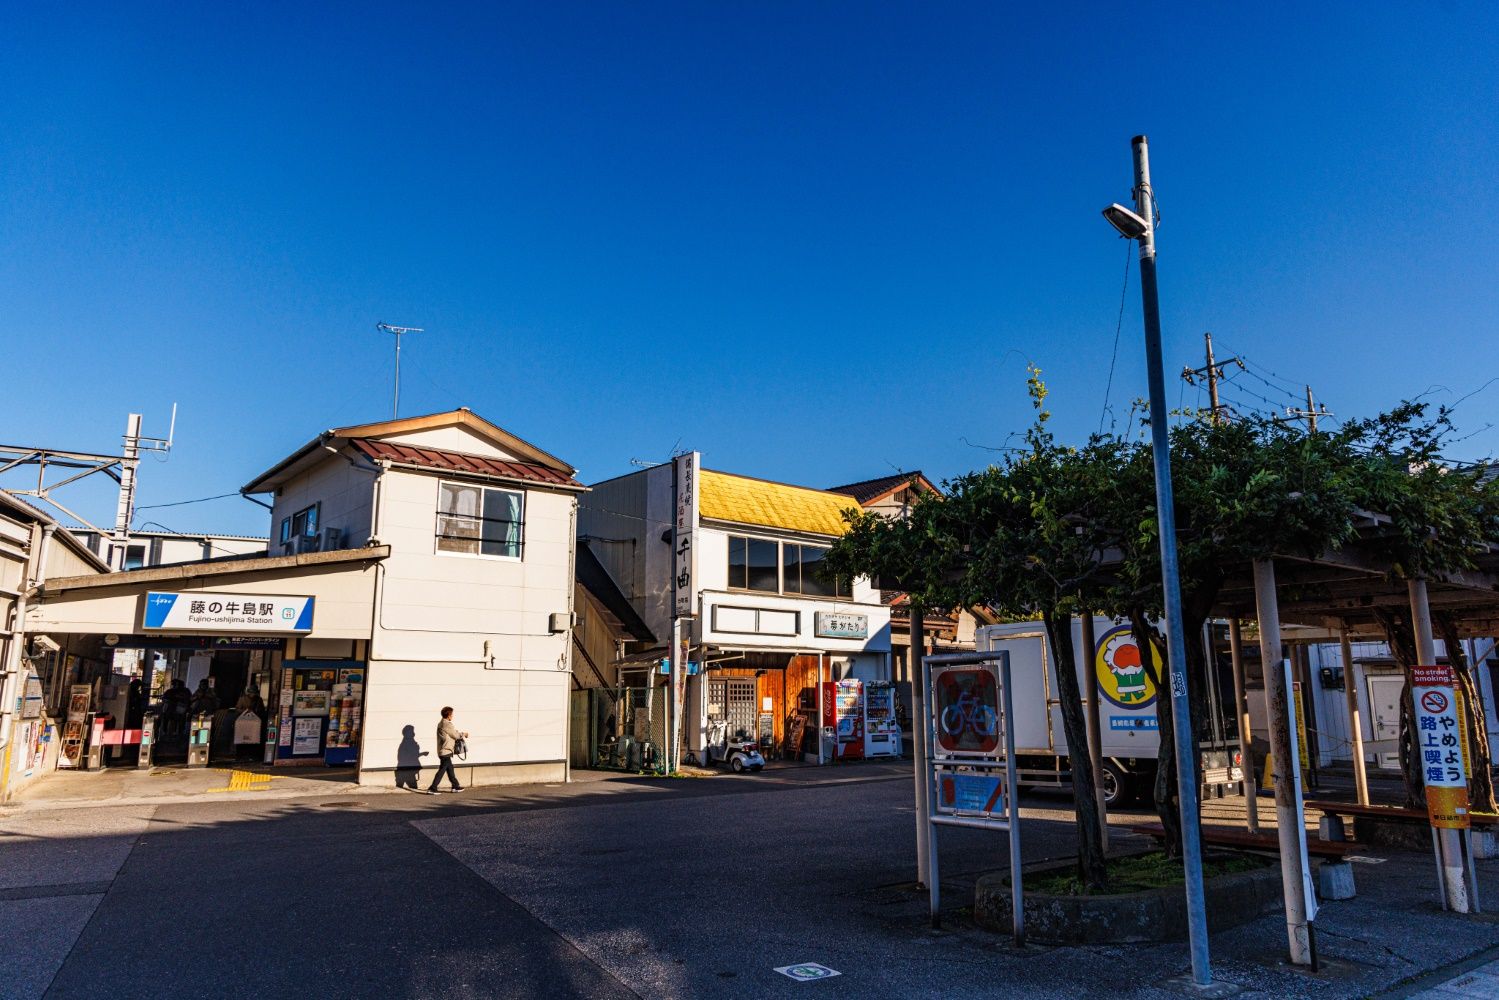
[350,439,585,490]
[827,471,934,505]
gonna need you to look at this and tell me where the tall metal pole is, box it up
[393,331,402,419]
[1079,613,1109,849]
[1229,618,1260,833]
[1253,559,1312,964]
[1204,334,1221,424]
[1409,579,1471,912]
[1339,626,1370,806]
[911,605,931,886]
[378,323,424,420]
[1126,134,1212,987]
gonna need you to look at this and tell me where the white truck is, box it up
[974,617,1243,806]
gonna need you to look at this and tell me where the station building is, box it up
[24,409,584,788]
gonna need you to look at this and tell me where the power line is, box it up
[135,492,243,511]
[1098,241,1133,434]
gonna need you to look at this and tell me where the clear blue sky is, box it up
[4,4,1498,536]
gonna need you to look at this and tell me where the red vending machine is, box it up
[819,679,865,760]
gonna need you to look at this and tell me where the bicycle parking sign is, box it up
[931,665,1001,758]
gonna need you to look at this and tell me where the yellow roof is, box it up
[699,470,855,537]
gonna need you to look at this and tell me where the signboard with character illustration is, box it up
[1094,624,1162,732]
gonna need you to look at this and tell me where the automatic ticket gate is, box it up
[88,713,159,769]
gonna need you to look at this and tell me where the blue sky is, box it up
[4,4,1498,536]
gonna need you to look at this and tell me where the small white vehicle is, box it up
[705,720,765,773]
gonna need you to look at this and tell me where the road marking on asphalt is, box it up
[774,963,841,982]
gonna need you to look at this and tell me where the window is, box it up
[726,535,779,592]
[783,543,850,599]
[437,482,523,558]
[278,518,291,545]
[291,504,319,540]
[123,545,147,571]
[727,536,849,598]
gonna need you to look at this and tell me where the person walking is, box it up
[425,706,467,794]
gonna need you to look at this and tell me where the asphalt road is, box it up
[3,764,1496,999]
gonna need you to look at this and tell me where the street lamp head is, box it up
[1102,203,1150,240]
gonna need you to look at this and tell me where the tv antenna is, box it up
[377,322,424,418]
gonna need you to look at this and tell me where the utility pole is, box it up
[1102,134,1213,988]
[377,323,424,419]
[1283,386,1330,432]
[1180,332,1242,425]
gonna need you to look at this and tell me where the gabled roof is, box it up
[699,470,855,538]
[242,408,577,494]
[349,439,584,491]
[827,471,940,506]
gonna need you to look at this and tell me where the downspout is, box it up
[564,496,578,782]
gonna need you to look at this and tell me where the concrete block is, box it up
[1472,829,1499,860]
[1317,859,1356,900]
[1319,815,1347,842]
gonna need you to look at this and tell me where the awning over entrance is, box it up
[28,545,389,641]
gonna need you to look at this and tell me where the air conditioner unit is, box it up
[321,527,343,552]
[293,533,320,555]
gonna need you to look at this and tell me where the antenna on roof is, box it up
[376,322,425,418]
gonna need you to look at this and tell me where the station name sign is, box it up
[143,591,315,634]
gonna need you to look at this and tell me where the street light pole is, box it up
[1107,134,1213,987]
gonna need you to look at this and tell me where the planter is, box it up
[974,858,1282,945]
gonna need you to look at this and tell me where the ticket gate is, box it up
[186,713,213,768]
[90,712,158,769]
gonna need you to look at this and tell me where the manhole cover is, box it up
[317,801,365,808]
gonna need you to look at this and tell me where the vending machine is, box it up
[819,679,865,760]
[863,680,902,758]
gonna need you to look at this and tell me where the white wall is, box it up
[269,456,377,553]
[360,465,576,772]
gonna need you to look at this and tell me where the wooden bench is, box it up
[1129,823,1360,858]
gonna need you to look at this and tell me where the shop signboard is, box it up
[1411,664,1470,829]
[672,451,699,617]
[813,611,868,640]
[142,592,314,633]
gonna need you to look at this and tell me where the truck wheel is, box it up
[1100,761,1129,807]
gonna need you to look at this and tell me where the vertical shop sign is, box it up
[672,451,698,617]
[1411,664,1470,829]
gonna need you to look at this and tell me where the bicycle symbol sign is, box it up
[933,667,1000,754]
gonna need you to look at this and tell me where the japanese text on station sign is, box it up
[1411,664,1469,829]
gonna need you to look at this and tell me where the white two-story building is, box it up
[27,409,583,788]
[578,454,891,763]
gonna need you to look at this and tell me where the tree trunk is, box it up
[1043,609,1109,891]
[1375,608,1425,809]
[1436,614,1497,813]
[1130,609,1181,857]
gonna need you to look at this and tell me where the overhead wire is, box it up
[1098,241,1133,435]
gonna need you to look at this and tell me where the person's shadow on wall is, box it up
[395,724,427,789]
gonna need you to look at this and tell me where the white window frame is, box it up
[435,480,525,562]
